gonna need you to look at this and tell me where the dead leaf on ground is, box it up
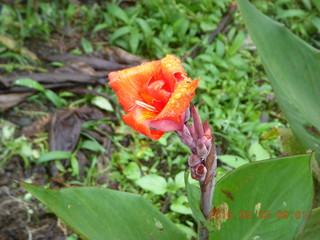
[98,46,148,65]
[48,107,105,177]
[0,92,33,111]
[45,54,133,71]
[49,107,105,151]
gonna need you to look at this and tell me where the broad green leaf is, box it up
[37,151,72,163]
[136,174,167,195]
[210,154,313,239]
[22,183,187,240]
[298,207,320,240]
[13,78,45,91]
[237,0,320,161]
[218,155,249,168]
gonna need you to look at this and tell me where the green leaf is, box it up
[237,0,320,160]
[136,174,167,195]
[107,3,129,24]
[43,89,66,108]
[174,171,185,189]
[136,18,152,37]
[218,155,249,168]
[21,183,187,240]
[13,78,45,91]
[123,162,141,181]
[92,23,109,33]
[170,196,192,215]
[109,26,131,42]
[248,141,270,161]
[37,151,72,163]
[228,31,245,55]
[81,37,93,53]
[70,155,79,176]
[91,96,114,112]
[184,172,206,222]
[210,154,313,239]
[80,140,105,154]
[130,28,140,53]
[298,207,320,240]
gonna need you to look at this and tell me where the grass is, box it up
[0,0,319,239]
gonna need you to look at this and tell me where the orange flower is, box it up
[109,54,199,140]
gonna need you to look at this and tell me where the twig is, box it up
[199,137,217,240]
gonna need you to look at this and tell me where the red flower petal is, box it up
[154,77,200,120]
[109,60,161,112]
[122,106,165,140]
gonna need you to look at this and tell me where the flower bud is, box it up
[199,135,211,155]
[195,164,207,176]
[197,138,208,158]
[188,154,201,167]
[190,164,207,182]
[187,123,197,142]
[176,125,196,150]
[203,120,212,139]
[191,105,204,140]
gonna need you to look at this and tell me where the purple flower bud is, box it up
[195,164,207,176]
[176,125,196,150]
[196,164,207,182]
[191,105,204,140]
[199,135,211,155]
[188,154,201,167]
[187,123,197,142]
[197,138,208,158]
[203,120,212,139]
[190,167,200,180]
[190,164,207,182]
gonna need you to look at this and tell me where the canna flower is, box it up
[109,54,199,140]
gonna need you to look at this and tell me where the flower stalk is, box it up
[176,106,217,240]
[199,137,217,240]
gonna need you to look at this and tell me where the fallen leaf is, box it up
[0,93,33,110]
